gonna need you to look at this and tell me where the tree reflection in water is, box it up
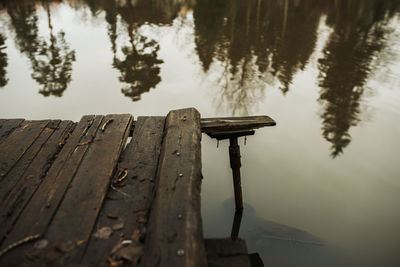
[193,0,324,115]
[1,0,400,157]
[193,0,399,157]
[0,34,8,88]
[5,1,75,97]
[113,34,163,102]
[111,1,164,101]
[32,2,75,97]
[318,0,400,158]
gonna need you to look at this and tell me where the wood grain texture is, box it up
[36,114,132,265]
[0,115,103,265]
[205,238,251,267]
[201,115,276,134]
[82,116,165,266]
[0,120,59,204]
[0,119,24,144]
[142,108,207,267]
[0,120,50,179]
[0,120,76,244]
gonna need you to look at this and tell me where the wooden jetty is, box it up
[0,108,275,266]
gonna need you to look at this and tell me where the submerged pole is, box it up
[229,137,243,211]
[231,210,243,240]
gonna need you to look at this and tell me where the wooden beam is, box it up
[200,115,276,134]
[142,108,207,267]
[129,115,276,137]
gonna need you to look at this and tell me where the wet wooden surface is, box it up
[0,108,272,266]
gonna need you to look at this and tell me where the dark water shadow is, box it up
[221,198,347,267]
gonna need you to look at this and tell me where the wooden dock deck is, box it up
[0,108,275,266]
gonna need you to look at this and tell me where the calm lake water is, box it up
[1,0,400,266]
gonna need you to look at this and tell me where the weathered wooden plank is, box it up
[82,116,165,266]
[0,120,50,178]
[36,114,132,264]
[0,115,103,264]
[0,120,76,244]
[205,238,251,267]
[200,115,276,134]
[12,114,131,266]
[0,119,24,144]
[142,108,207,267]
[0,120,60,203]
[207,129,255,140]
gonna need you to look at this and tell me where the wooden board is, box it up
[201,116,276,135]
[82,116,165,266]
[142,108,207,267]
[205,238,251,267]
[0,120,50,178]
[44,114,132,264]
[0,120,76,244]
[0,116,103,246]
[0,116,104,265]
[0,119,24,144]
[0,120,59,204]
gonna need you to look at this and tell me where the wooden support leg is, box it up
[229,137,243,211]
[231,210,243,240]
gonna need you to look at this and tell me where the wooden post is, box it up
[231,210,243,240]
[229,137,243,211]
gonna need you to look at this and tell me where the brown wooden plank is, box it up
[0,120,50,178]
[0,120,60,204]
[0,120,76,244]
[0,119,24,144]
[1,114,132,265]
[201,115,276,134]
[0,115,103,264]
[205,238,251,267]
[36,114,132,265]
[142,108,207,267]
[82,116,165,266]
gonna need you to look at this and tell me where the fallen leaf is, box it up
[116,245,143,263]
[110,242,124,255]
[56,241,76,253]
[76,240,85,246]
[34,239,48,249]
[112,222,124,231]
[107,257,123,267]
[107,214,119,220]
[93,227,113,239]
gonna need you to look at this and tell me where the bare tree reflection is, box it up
[0,34,8,88]
[30,1,75,97]
[193,0,324,115]
[318,0,400,158]
[113,33,163,101]
[110,1,164,101]
[5,1,75,97]
[6,2,40,63]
